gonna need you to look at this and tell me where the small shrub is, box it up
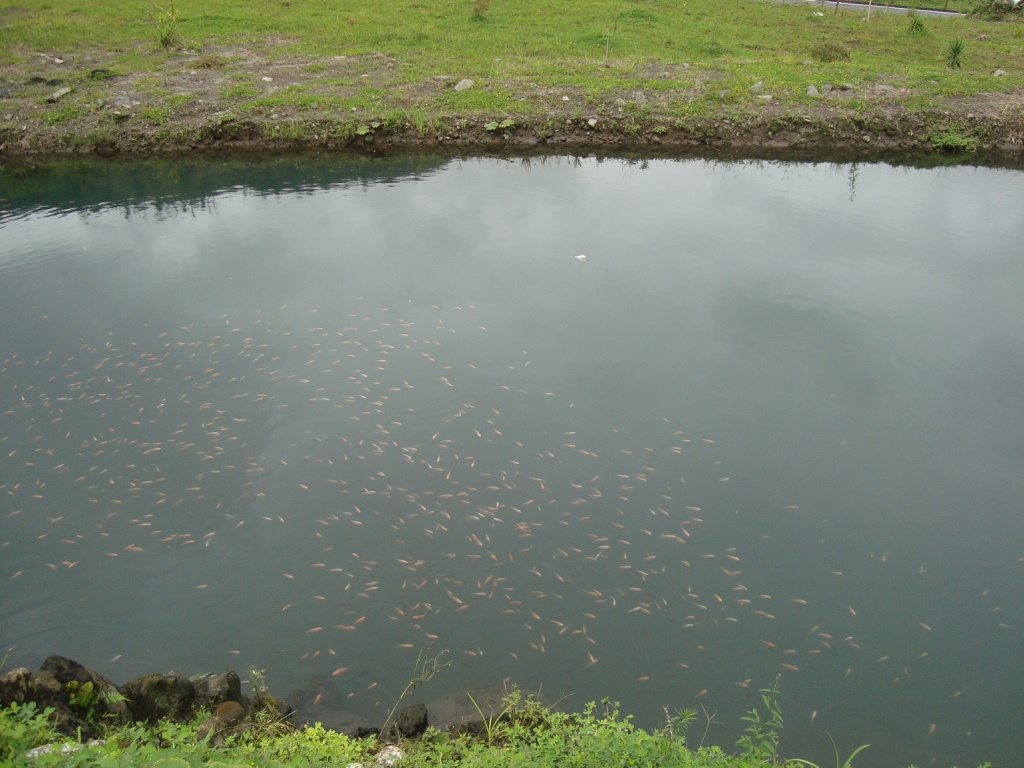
[906,13,927,36]
[945,37,966,69]
[969,0,1023,20]
[812,40,851,62]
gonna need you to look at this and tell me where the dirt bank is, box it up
[2,43,1022,159]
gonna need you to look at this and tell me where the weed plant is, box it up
[153,1,180,49]
[906,13,928,35]
[735,676,784,763]
[945,36,967,67]
[378,648,450,740]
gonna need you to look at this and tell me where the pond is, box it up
[1,154,1021,767]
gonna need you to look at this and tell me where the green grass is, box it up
[2,1,1020,83]
[1,683,994,768]
[0,690,837,768]
[0,0,1020,151]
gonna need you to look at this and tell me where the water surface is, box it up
[1,155,1021,767]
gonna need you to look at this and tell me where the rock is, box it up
[0,85,16,98]
[395,702,428,739]
[993,69,1007,77]
[196,700,248,746]
[0,656,131,739]
[0,667,37,707]
[840,82,856,91]
[46,87,71,103]
[750,80,763,92]
[822,83,833,93]
[453,78,474,91]
[191,670,242,711]
[875,83,894,92]
[38,656,131,727]
[631,90,647,104]
[613,97,626,106]
[375,745,405,767]
[25,740,104,758]
[757,94,773,102]
[807,85,819,96]
[121,671,196,725]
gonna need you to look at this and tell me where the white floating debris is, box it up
[575,254,587,261]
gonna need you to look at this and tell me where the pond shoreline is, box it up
[2,47,1022,161]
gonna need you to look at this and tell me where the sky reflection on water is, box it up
[1,156,1021,768]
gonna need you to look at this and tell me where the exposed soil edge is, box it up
[3,103,1023,164]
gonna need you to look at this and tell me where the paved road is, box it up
[776,0,965,18]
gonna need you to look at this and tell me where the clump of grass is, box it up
[945,37,965,68]
[811,40,851,62]
[195,53,228,69]
[472,0,491,18]
[154,1,181,49]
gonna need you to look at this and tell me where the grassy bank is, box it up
[1,681,952,768]
[0,0,1021,155]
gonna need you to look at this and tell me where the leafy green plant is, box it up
[378,648,450,741]
[945,37,965,68]
[787,733,870,768]
[736,676,784,763]
[66,680,100,713]
[0,702,60,764]
[255,721,369,764]
[483,118,515,134]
